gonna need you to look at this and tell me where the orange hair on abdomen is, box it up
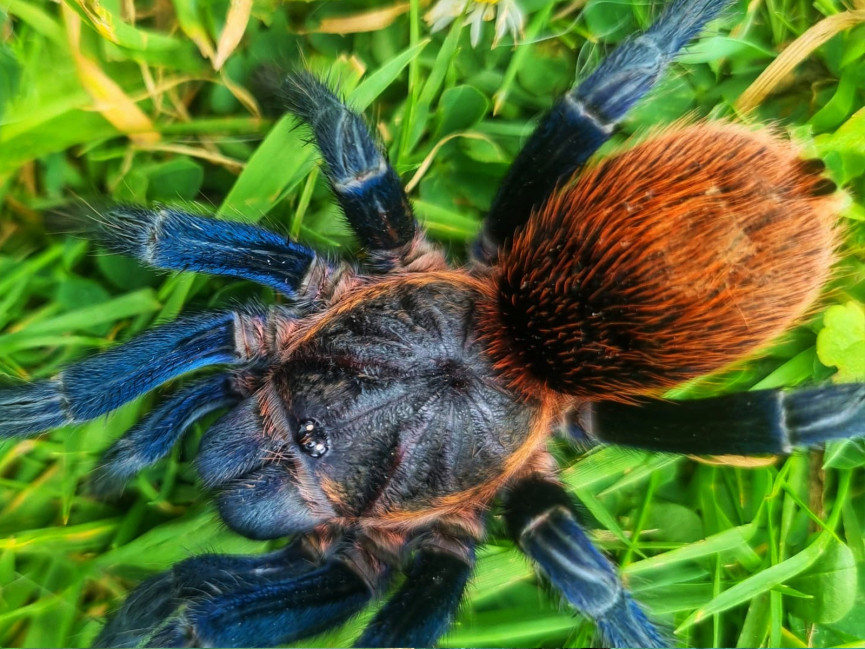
[480,123,841,401]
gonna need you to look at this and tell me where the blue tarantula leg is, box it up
[570,383,865,454]
[281,71,417,252]
[92,373,245,494]
[0,309,275,438]
[140,554,374,648]
[94,207,321,297]
[354,536,475,647]
[477,0,732,260]
[504,476,666,649]
[93,540,320,648]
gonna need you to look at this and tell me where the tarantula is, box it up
[1,0,862,646]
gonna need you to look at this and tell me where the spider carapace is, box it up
[1,0,863,647]
[203,274,539,542]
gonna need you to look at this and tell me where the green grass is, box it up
[1,0,864,647]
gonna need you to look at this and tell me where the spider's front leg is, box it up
[504,475,666,648]
[281,72,420,261]
[0,307,294,490]
[95,523,475,649]
[91,207,325,298]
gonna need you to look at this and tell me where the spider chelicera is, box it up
[2,0,863,647]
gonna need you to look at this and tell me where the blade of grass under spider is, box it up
[625,522,759,577]
[0,288,160,356]
[92,508,267,570]
[560,446,662,490]
[678,472,853,633]
[407,18,463,153]
[395,0,422,163]
[444,609,579,648]
[413,198,480,240]
[349,38,430,111]
[493,2,556,115]
[468,545,533,603]
[1,519,119,554]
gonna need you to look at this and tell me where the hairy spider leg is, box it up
[354,542,475,647]
[91,373,245,495]
[93,207,322,297]
[281,71,417,253]
[0,309,281,439]
[93,540,318,648]
[476,0,731,261]
[570,383,865,454]
[98,544,373,648]
[504,477,666,648]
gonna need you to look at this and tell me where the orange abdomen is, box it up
[482,123,841,400]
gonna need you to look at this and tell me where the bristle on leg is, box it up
[480,124,841,400]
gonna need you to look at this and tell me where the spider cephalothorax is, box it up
[1,0,863,647]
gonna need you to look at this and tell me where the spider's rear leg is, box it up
[571,383,865,454]
[476,0,731,261]
[281,72,418,259]
[504,476,666,649]
[93,207,325,298]
[354,532,475,647]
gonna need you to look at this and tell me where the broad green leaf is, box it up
[788,539,857,623]
[817,302,865,381]
[435,85,489,139]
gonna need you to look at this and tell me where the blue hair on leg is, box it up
[0,380,69,438]
[571,383,865,454]
[281,72,416,251]
[786,383,865,446]
[145,560,372,648]
[574,0,730,122]
[524,508,666,648]
[97,208,320,297]
[92,374,244,494]
[93,541,320,649]
[505,478,666,649]
[0,311,264,438]
[355,544,474,647]
[62,312,244,420]
[479,0,733,260]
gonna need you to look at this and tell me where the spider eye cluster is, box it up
[295,418,329,458]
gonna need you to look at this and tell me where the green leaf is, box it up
[145,158,205,201]
[217,115,315,222]
[626,523,758,577]
[809,65,863,133]
[0,46,21,124]
[96,253,161,291]
[435,85,489,138]
[676,533,834,632]
[815,107,865,184]
[816,302,865,381]
[788,539,857,623]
